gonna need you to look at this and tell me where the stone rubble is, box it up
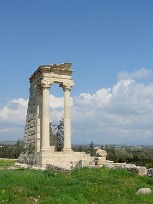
[104,161,149,176]
[136,188,152,195]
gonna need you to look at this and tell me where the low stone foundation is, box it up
[18,150,95,170]
[39,151,95,170]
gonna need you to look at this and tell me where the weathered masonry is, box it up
[24,63,74,152]
[24,63,93,168]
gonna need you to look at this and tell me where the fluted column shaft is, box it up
[36,87,42,152]
[63,86,72,151]
[41,85,50,149]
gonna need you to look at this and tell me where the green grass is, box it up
[0,159,15,168]
[0,167,153,203]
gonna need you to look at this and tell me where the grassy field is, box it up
[0,166,153,204]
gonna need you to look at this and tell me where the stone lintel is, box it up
[29,63,73,83]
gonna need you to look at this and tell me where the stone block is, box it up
[136,188,151,195]
[97,157,106,165]
[96,148,107,157]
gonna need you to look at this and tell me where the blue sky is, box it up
[0,0,153,145]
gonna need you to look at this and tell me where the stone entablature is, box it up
[29,63,74,86]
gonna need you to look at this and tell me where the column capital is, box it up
[41,80,51,89]
[61,81,74,91]
[62,85,71,92]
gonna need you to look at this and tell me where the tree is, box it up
[115,148,133,163]
[53,118,64,151]
[89,141,95,156]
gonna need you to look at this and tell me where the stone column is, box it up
[62,85,72,151]
[36,87,42,152]
[41,83,50,150]
[49,87,55,151]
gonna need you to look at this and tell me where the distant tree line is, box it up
[103,145,153,168]
[0,140,24,159]
[1,138,153,168]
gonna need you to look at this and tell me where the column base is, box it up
[41,147,51,151]
[62,148,73,153]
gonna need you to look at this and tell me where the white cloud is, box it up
[0,69,153,145]
[49,95,73,109]
[71,72,153,145]
[9,98,28,107]
[117,68,152,80]
[49,95,64,109]
[0,98,28,123]
[74,88,112,111]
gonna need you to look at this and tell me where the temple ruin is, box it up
[23,63,94,169]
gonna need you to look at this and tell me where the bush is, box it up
[0,140,24,159]
[103,145,153,168]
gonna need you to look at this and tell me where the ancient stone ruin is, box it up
[18,63,152,176]
[23,63,94,169]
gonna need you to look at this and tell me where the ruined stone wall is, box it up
[24,80,38,148]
